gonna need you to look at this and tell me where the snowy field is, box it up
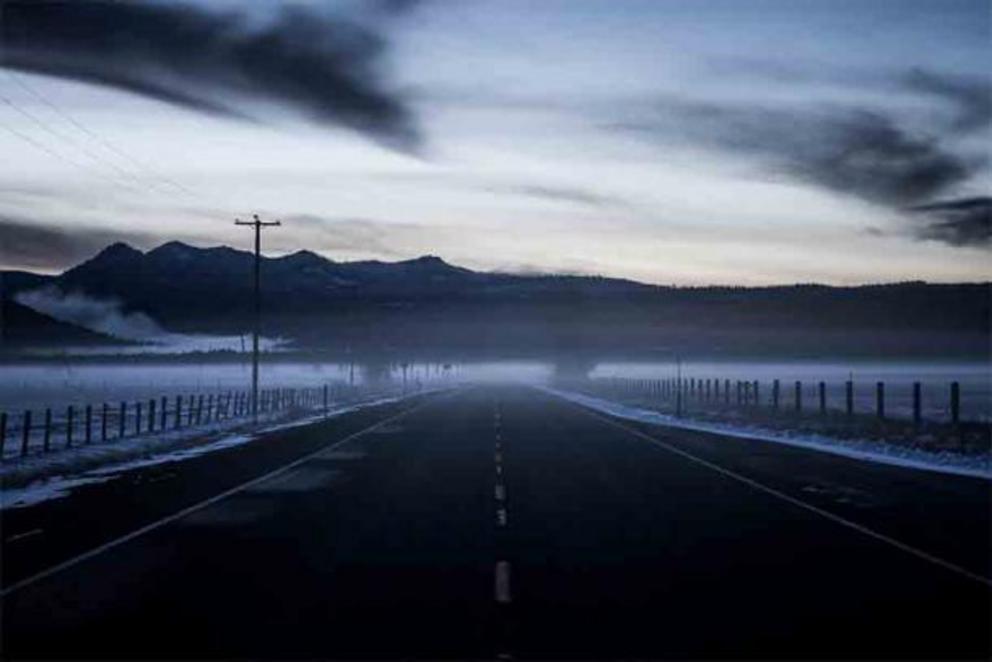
[542,386,992,480]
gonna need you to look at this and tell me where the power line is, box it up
[0,92,146,195]
[0,113,130,190]
[4,71,202,200]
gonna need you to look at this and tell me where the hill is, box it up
[2,242,989,358]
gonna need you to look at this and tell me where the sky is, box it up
[0,0,989,285]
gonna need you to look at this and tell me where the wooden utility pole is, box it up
[235,214,281,424]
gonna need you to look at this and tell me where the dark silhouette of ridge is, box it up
[2,241,988,357]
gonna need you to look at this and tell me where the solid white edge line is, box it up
[5,528,44,543]
[548,391,992,590]
[0,389,461,599]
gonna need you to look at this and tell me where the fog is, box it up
[15,286,285,353]
[0,357,987,422]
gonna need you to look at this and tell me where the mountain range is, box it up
[2,241,989,358]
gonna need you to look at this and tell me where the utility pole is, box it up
[235,214,281,424]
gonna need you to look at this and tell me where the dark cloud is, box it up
[708,60,991,135]
[901,69,991,134]
[0,216,157,272]
[615,101,975,207]
[907,197,991,248]
[0,0,420,150]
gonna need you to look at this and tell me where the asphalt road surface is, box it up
[2,386,990,659]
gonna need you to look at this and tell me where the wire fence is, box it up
[572,376,980,425]
[0,380,421,462]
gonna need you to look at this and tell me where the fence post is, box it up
[794,381,802,412]
[772,379,780,410]
[21,410,32,456]
[876,382,885,420]
[323,384,329,416]
[44,408,52,452]
[119,401,126,438]
[845,381,853,417]
[818,382,826,414]
[85,405,92,444]
[148,398,155,432]
[102,403,108,441]
[66,405,74,447]
[0,412,6,458]
[950,382,960,425]
[752,380,759,406]
[161,396,167,429]
[913,382,921,426]
[136,401,143,435]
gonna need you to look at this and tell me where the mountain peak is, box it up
[149,240,197,256]
[98,242,142,259]
[281,249,329,264]
[402,255,452,268]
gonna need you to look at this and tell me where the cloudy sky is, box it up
[0,0,989,284]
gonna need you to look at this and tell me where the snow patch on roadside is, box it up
[0,474,115,510]
[1,389,448,510]
[541,386,992,480]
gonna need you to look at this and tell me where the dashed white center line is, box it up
[497,507,508,527]
[496,464,503,476]
[494,561,512,603]
[495,484,506,501]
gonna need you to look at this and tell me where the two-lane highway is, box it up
[2,386,989,659]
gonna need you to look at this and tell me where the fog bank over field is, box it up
[12,285,282,353]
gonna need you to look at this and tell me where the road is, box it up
[2,386,990,659]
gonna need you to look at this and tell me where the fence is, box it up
[0,381,414,462]
[582,376,974,425]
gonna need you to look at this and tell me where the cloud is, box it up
[282,215,410,258]
[907,197,991,248]
[902,68,991,134]
[706,60,991,135]
[497,184,628,208]
[0,216,157,272]
[614,100,976,207]
[0,0,421,150]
